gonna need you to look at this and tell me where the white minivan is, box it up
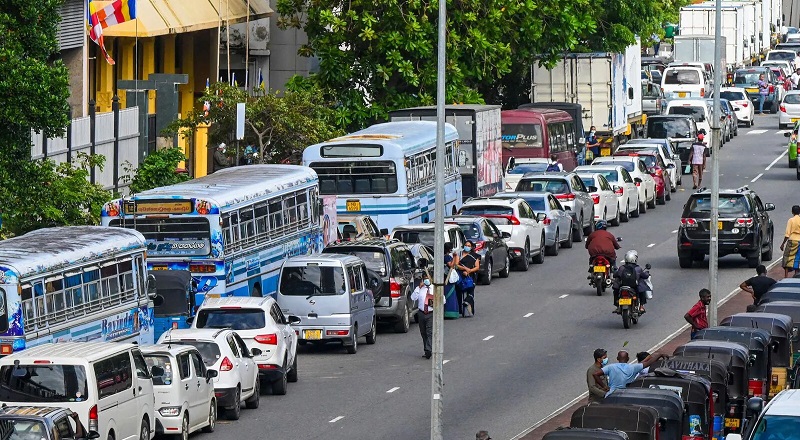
[665,99,717,148]
[661,66,708,100]
[0,342,156,440]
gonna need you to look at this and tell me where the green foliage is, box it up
[580,0,691,52]
[123,147,190,194]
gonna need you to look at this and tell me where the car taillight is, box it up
[769,85,775,94]
[89,405,98,433]
[326,330,349,336]
[591,194,600,204]
[220,357,234,371]
[736,218,754,227]
[390,278,401,298]
[741,102,749,107]
[614,187,624,195]
[542,217,551,225]
[700,87,705,97]
[483,214,520,225]
[681,218,698,226]
[474,241,486,251]
[555,193,576,201]
[635,181,641,187]
[254,334,278,344]
[781,105,787,112]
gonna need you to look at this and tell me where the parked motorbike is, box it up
[589,256,613,296]
[617,263,651,329]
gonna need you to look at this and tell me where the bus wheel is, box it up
[251,285,262,297]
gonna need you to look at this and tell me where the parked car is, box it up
[141,344,217,438]
[459,197,546,268]
[390,223,467,253]
[733,67,782,114]
[618,140,681,190]
[0,406,96,440]
[338,214,384,241]
[276,254,377,354]
[575,172,621,226]
[322,239,422,332]
[157,329,261,420]
[779,90,800,129]
[443,215,512,284]
[718,98,739,137]
[701,98,732,142]
[613,151,671,205]
[642,81,665,116]
[590,156,657,212]
[502,157,550,191]
[766,49,800,70]
[763,59,795,75]
[661,65,708,100]
[724,389,800,440]
[718,87,755,127]
[491,192,574,254]
[575,165,640,221]
[514,171,595,240]
[192,296,299,394]
[665,99,719,147]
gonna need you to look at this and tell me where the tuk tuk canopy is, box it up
[149,270,195,317]
[570,404,659,440]
[721,312,793,368]
[756,302,800,346]
[629,369,713,438]
[673,340,749,401]
[767,278,800,292]
[692,326,771,379]
[602,388,684,440]
[543,427,630,440]
[757,288,800,305]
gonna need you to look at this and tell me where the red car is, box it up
[613,151,671,205]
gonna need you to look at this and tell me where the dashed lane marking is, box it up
[483,335,495,341]
[443,359,450,364]
[766,150,788,171]
[387,387,400,393]
[329,416,344,423]
[751,173,763,182]
[524,312,534,318]
[558,294,569,299]
[671,230,678,233]
[647,243,655,248]
[747,129,767,134]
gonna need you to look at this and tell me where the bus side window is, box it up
[239,207,255,243]
[296,192,309,226]
[269,200,283,231]
[254,203,269,236]
[222,213,233,246]
[33,281,46,328]
[45,276,66,323]
[101,261,120,304]
[21,284,34,331]
[64,271,84,317]
[118,259,134,301]
[284,195,298,229]
[83,268,101,309]
[134,255,146,299]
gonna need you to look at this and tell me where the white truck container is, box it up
[724,0,769,56]
[529,40,643,151]
[680,3,751,69]
[784,0,800,29]
[673,35,727,67]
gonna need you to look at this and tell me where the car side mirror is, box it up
[613,185,622,193]
[508,157,516,170]
[150,365,164,377]
[672,154,680,160]
[288,315,301,325]
[417,258,429,268]
[747,397,765,415]
[634,177,643,183]
[537,212,547,222]
[206,369,218,379]
[251,348,263,357]
[765,203,776,211]
[588,185,598,192]
[501,231,512,239]
[786,131,792,137]
[667,163,675,169]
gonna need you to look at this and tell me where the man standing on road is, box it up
[792,68,800,90]
[592,350,668,396]
[740,264,777,305]
[757,73,769,115]
[780,205,800,278]
[587,348,610,403]
[684,289,712,338]
[410,275,434,359]
[690,133,706,189]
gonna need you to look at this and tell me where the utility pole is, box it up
[709,0,723,326]
[430,0,446,435]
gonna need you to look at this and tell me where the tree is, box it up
[123,147,191,193]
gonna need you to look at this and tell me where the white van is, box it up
[665,99,716,147]
[661,66,708,100]
[0,342,156,440]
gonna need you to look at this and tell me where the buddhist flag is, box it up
[87,0,137,65]
[258,68,265,91]
[87,0,114,64]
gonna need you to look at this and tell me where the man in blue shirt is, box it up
[592,350,668,396]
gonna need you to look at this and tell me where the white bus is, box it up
[302,121,462,232]
[101,165,324,298]
[0,226,154,354]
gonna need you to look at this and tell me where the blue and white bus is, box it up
[0,226,154,354]
[101,165,324,299]
[302,121,462,232]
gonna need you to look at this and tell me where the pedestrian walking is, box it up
[475,431,491,440]
[780,205,800,278]
[457,241,480,317]
[740,264,777,305]
[691,134,706,189]
[684,289,712,338]
[213,143,231,172]
[587,348,609,403]
[546,153,564,172]
[410,275,434,359]
[592,350,667,396]
[443,242,461,319]
[757,74,769,114]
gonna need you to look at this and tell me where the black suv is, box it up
[322,239,425,333]
[678,186,775,268]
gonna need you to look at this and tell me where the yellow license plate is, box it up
[725,418,740,429]
[303,330,322,340]
[793,118,800,122]
[718,221,723,230]
[619,298,632,305]
[601,147,611,156]
[346,200,361,212]
[593,266,606,273]
[747,88,759,93]
[678,92,687,98]
[151,265,168,271]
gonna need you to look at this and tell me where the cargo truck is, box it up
[680,3,753,69]
[673,35,728,68]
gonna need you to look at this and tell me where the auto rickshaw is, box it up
[672,341,750,434]
[767,278,800,292]
[654,355,729,417]
[756,287,800,305]
[755,301,800,365]
[629,369,714,440]
[692,326,772,399]
[602,388,684,440]
[149,269,197,340]
[542,427,629,440]
[720,312,794,399]
[570,404,659,440]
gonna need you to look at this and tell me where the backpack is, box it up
[619,264,638,289]
[546,163,560,172]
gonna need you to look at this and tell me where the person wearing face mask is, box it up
[456,241,481,317]
[411,275,435,358]
[585,126,600,164]
[213,143,231,173]
[587,348,610,403]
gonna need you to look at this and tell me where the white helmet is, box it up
[624,250,638,264]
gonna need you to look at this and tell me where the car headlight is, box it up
[159,406,182,417]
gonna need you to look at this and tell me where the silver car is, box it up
[493,191,573,254]
[515,172,595,242]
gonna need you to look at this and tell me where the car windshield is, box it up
[166,341,221,366]
[751,415,800,439]
[501,123,544,149]
[593,160,635,171]
[720,91,746,101]
[785,94,800,104]
[323,248,386,275]
[0,420,50,440]
[393,230,435,247]
[685,195,750,218]
[0,365,89,403]
[642,83,661,98]
[664,69,701,84]
[668,106,706,122]
[279,265,345,296]
[460,206,514,216]
[143,354,173,386]
[516,178,570,194]
[734,72,765,85]
[647,119,693,139]
[507,163,549,174]
[195,308,266,330]
[768,52,795,61]
[589,169,620,182]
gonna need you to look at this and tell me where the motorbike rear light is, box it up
[555,193,576,201]
[474,241,486,251]
[735,218,754,227]
[326,330,349,336]
[681,218,698,226]
[89,405,98,433]
[781,105,787,113]
[254,334,278,345]
[390,278,401,298]
[220,356,234,371]
[591,194,600,204]
[634,181,641,187]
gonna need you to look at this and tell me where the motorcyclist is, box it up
[613,250,650,314]
[586,220,620,268]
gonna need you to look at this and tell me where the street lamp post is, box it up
[709,0,723,326]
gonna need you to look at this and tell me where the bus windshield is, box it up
[0,364,88,403]
[109,217,211,257]
[501,124,544,149]
[311,161,399,195]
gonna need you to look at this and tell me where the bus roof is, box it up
[0,226,146,280]
[127,165,317,210]
[305,121,459,159]
[501,108,573,124]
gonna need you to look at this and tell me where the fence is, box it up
[31,99,141,193]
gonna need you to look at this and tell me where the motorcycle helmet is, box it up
[595,220,607,230]
[624,250,639,264]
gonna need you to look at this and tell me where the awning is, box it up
[101,0,272,37]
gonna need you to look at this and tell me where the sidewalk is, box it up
[519,265,785,440]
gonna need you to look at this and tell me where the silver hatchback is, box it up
[492,191,573,254]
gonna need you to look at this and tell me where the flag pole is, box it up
[244,0,250,92]
[226,0,231,85]
[216,0,222,81]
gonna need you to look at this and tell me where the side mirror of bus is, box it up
[146,274,157,298]
[152,295,164,307]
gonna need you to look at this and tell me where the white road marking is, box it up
[751,173,764,182]
[443,359,450,364]
[483,335,494,341]
[647,243,655,248]
[778,129,792,134]
[524,312,534,318]
[387,387,400,393]
[672,230,678,233]
[766,150,789,170]
[558,294,569,299]
[329,416,344,423]
[748,129,767,134]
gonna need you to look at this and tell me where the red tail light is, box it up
[474,241,486,251]
[681,218,698,226]
[742,102,749,107]
[482,214,520,225]
[769,85,775,94]
[781,105,787,112]
[614,187,624,195]
[220,356,234,371]
[542,217,551,225]
[326,330,349,336]
[390,278,402,298]
[591,194,600,204]
[89,405,98,433]
[635,181,641,187]
[700,87,705,97]
[735,218,754,227]
[254,334,278,344]
[555,193,576,201]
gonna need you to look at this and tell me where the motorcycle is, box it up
[589,255,613,296]
[617,263,651,329]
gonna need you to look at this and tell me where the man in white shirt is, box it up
[792,68,800,89]
[411,275,435,359]
[691,133,707,189]
[546,154,564,172]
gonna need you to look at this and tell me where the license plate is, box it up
[151,265,168,271]
[718,221,723,230]
[303,330,322,340]
[678,92,687,98]
[619,298,632,305]
[593,266,606,273]
[346,200,361,212]
[601,147,611,156]
[747,88,759,93]
[793,118,800,122]
[725,418,740,429]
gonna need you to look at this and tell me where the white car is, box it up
[762,60,793,78]
[575,165,640,221]
[459,197,547,269]
[589,157,657,213]
[617,141,680,191]
[192,296,299,396]
[157,328,261,420]
[503,157,550,191]
[766,49,800,70]
[779,90,800,129]
[141,345,217,438]
[718,87,755,127]
[575,172,621,226]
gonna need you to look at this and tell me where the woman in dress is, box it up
[443,242,460,319]
[457,240,480,316]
